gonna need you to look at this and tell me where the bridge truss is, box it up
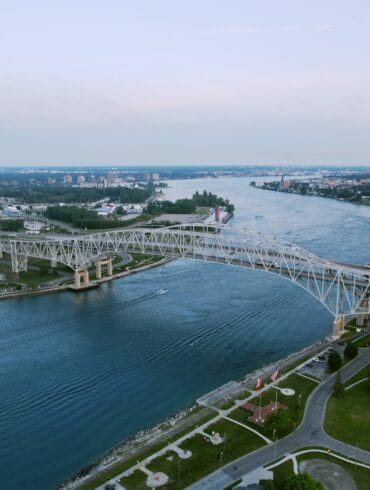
[0,224,369,320]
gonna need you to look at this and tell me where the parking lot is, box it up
[297,344,346,380]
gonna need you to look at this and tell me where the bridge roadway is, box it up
[189,347,370,489]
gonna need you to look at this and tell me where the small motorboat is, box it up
[157,289,168,295]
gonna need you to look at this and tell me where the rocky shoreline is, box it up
[61,335,331,489]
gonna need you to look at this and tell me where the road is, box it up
[190,347,370,489]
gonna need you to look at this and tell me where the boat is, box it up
[157,289,168,295]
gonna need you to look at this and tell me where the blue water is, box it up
[0,177,369,489]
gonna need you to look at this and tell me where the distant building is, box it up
[77,175,85,185]
[63,175,73,184]
[152,173,160,181]
[2,206,22,218]
[97,177,108,189]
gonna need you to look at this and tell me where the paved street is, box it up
[190,347,370,489]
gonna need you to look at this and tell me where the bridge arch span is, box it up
[1,224,368,334]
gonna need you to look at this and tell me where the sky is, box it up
[1,0,370,166]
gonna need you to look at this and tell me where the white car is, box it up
[313,357,323,363]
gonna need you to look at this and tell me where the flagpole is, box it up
[259,390,262,422]
[275,387,278,410]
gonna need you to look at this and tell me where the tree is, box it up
[115,206,125,216]
[264,409,293,437]
[344,342,358,360]
[284,473,324,490]
[333,371,345,397]
[327,351,342,372]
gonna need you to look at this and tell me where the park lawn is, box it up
[297,453,370,490]
[119,469,148,489]
[19,269,59,286]
[355,333,370,348]
[228,373,317,439]
[325,368,370,451]
[147,419,265,489]
[271,460,294,490]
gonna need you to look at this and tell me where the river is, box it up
[0,177,369,489]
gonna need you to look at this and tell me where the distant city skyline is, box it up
[1,1,370,166]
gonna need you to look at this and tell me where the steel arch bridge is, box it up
[0,224,369,332]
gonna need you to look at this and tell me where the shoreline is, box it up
[61,334,333,489]
[252,184,370,207]
[0,257,174,301]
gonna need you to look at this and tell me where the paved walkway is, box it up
[189,347,370,489]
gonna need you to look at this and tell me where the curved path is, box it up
[190,347,370,489]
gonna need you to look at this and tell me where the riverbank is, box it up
[61,335,334,489]
[251,182,370,207]
[0,256,173,301]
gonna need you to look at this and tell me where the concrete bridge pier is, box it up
[356,315,364,327]
[50,259,57,268]
[332,315,346,338]
[74,270,90,289]
[96,258,113,279]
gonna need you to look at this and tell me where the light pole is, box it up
[273,428,277,461]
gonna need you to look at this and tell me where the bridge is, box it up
[0,224,369,337]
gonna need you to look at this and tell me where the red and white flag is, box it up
[255,377,263,391]
[270,368,279,382]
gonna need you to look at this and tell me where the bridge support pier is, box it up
[11,254,28,273]
[332,316,346,338]
[50,259,57,268]
[74,270,90,289]
[96,258,113,279]
[356,315,364,328]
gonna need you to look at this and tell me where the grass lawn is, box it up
[228,373,317,440]
[146,419,265,488]
[19,269,59,287]
[325,365,370,451]
[355,333,370,348]
[297,453,370,490]
[119,469,148,489]
[271,460,294,490]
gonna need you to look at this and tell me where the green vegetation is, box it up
[327,351,342,372]
[146,419,265,488]
[119,254,164,272]
[284,473,323,489]
[229,374,317,439]
[270,460,294,490]
[45,205,135,230]
[119,470,148,489]
[0,219,24,231]
[264,409,294,438]
[325,365,370,451]
[147,190,235,215]
[256,177,370,205]
[296,452,370,490]
[344,342,358,360]
[355,333,370,348]
[0,184,151,204]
